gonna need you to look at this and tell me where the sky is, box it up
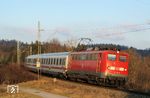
[0,0,150,49]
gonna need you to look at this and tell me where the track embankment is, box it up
[20,77,150,98]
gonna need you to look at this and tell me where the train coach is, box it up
[25,52,69,77]
[25,50,129,86]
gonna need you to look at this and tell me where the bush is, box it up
[0,64,37,84]
[126,49,150,92]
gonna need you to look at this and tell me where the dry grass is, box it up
[20,77,128,98]
[0,87,41,98]
[0,93,42,98]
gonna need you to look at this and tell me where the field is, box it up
[19,76,147,98]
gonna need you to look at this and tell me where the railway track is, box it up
[118,87,150,97]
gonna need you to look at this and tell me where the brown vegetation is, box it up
[126,48,150,92]
[20,77,129,98]
[0,65,37,84]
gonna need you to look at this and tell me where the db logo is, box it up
[7,85,19,94]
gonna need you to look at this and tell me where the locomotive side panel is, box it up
[67,51,102,80]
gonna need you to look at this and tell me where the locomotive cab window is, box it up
[108,54,116,61]
[119,56,127,62]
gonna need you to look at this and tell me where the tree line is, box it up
[0,39,150,64]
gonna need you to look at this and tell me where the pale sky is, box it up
[0,0,150,49]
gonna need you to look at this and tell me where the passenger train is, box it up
[25,50,129,86]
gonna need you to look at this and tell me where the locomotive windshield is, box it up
[119,56,127,62]
[108,54,116,61]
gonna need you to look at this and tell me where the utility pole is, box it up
[17,41,20,66]
[36,21,44,80]
[29,46,32,55]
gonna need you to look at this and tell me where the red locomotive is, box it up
[67,50,128,86]
[25,50,128,86]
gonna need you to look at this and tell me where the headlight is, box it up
[108,66,115,70]
[119,67,124,71]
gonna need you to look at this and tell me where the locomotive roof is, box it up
[70,50,128,55]
[26,50,128,59]
[26,52,70,58]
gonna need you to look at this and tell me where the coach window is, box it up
[31,59,34,63]
[74,55,77,60]
[53,58,55,65]
[62,58,65,65]
[48,59,49,64]
[91,54,97,60]
[42,59,44,64]
[51,58,53,65]
[43,59,44,64]
[119,56,127,62]
[52,58,54,65]
[54,58,55,65]
[76,54,79,60]
[50,58,53,65]
[60,58,62,65]
[45,59,47,64]
[108,54,116,61]
[30,59,32,63]
[46,59,48,64]
[44,58,46,64]
[50,58,51,64]
[48,58,50,64]
[32,59,34,63]
[61,58,64,65]
[56,58,58,65]
[40,59,42,64]
[80,54,85,60]
[55,58,56,65]
[86,54,90,60]
[57,58,59,65]
[33,59,35,63]
[43,59,45,64]
[59,58,62,65]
